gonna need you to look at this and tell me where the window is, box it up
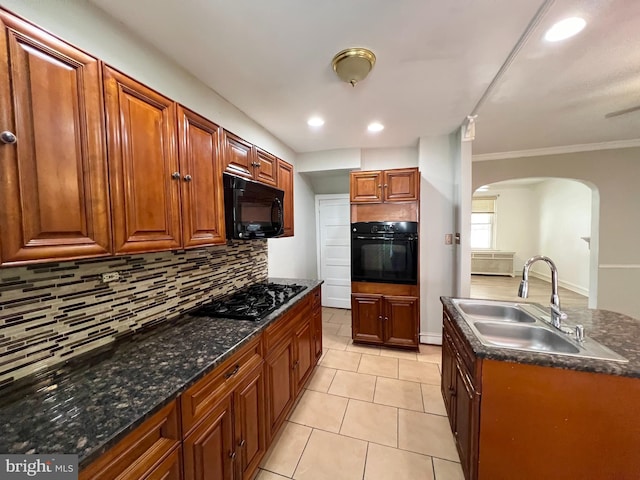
[471,196,496,249]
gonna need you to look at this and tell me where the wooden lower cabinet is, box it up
[81,288,322,480]
[351,294,419,348]
[441,306,640,480]
[183,394,234,480]
[311,287,323,362]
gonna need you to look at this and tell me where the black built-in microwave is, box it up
[223,173,284,239]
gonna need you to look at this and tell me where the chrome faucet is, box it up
[517,255,567,329]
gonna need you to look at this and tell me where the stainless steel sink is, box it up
[450,299,628,362]
[473,321,580,354]
[456,302,536,323]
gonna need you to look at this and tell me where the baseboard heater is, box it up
[471,251,515,277]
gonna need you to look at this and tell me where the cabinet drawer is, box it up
[181,336,263,435]
[264,296,310,352]
[443,313,477,383]
[80,400,180,480]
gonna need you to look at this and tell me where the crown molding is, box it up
[472,138,640,162]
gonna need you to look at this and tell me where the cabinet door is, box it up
[265,337,296,441]
[223,130,255,180]
[384,296,419,348]
[351,294,384,345]
[177,106,226,247]
[183,394,234,480]
[454,360,479,480]
[255,148,278,186]
[383,168,419,202]
[441,329,457,431]
[234,362,266,480]
[103,66,181,254]
[294,318,314,393]
[0,11,111,265]
[277,159,294,237]
[350,171,383,203]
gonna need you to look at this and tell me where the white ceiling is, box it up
[90,0,640,156]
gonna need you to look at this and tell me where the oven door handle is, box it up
[353,235,395,240]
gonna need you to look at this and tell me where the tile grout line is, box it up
[362,442,369,480]
[289,425,314,480]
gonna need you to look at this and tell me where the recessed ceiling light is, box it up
[307,116,325,127]
[544,17,586,42]
[367,122,384,133]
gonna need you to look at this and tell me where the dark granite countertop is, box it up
[441,296,640,378]
[0,278,322,468]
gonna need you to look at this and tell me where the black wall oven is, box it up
[351,221,419,285]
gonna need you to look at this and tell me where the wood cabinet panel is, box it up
[384,296,419,348]
[351,294,384,345]
[146,446,183,480]
[255,148,277,186]
[383,168,419,202]
[350,171,382,203]
[294,318,314,393]
[0,10,111,265]
[312,287,323,362]
[234,362,266,480]
[277,159,294,237]
[103,66,181,254]
[223,131,254,180]
[79,401,180,480]
[265,337,295,441]
[177,106,225,247]
[183,394,234,480]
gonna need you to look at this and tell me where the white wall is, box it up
[535,179,591,295]
[297,149,361,173]
[1,0,318,281]
[473,147,640,319]
[419,135,457,344]
[361,147,419,170]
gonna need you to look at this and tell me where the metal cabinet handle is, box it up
[239,439,246,447]
[183,174,192,182]
[384,184,388,188]
[292,360,299,370]
[377,184,382,188]
[224,364,240,379]
[384,317,389,322]
[229,451,236,460]
[0,131,17,144]
[171,172,181,180]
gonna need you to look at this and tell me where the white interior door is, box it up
[316,195,351,308]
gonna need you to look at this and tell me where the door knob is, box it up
[0,131,17,144]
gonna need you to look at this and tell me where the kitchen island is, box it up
[440,297,640,480]
[0,278,322,479]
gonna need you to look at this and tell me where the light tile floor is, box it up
[256,307,463,480]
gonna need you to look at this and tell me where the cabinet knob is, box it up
[171,172,181,180]
[377,184,382,188]
[183,174,192,182]
[224,364,240,379]
[229,451,236,460]
[238,439,246,447]
[383,184,388,188]
[384,317,389,322]
[0,131,17,144]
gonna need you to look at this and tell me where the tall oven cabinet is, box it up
[350,167,421,351]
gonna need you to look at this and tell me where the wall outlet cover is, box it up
[101,272,120,283]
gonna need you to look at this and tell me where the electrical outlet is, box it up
[101,272,120,283]
[445,234,453,245]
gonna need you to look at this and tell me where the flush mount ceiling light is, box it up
[307,116,325,127]
[331,48,376,87]
[544,17,586,42]
[367,122,384,133]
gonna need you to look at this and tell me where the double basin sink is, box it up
[451,299,627,362]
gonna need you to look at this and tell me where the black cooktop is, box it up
[192,282,307,321]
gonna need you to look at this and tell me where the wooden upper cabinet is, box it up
[384,168,419,202]
[103,66,182,254]
[0,10,111,265]
[255,149,277,186]
[350,168,419,204]
[277,159,294,237]
[223,130,255,180]
[178,106,226,247]
[350,171,383,203]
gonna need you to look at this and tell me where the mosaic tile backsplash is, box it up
[0,241,268,387]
